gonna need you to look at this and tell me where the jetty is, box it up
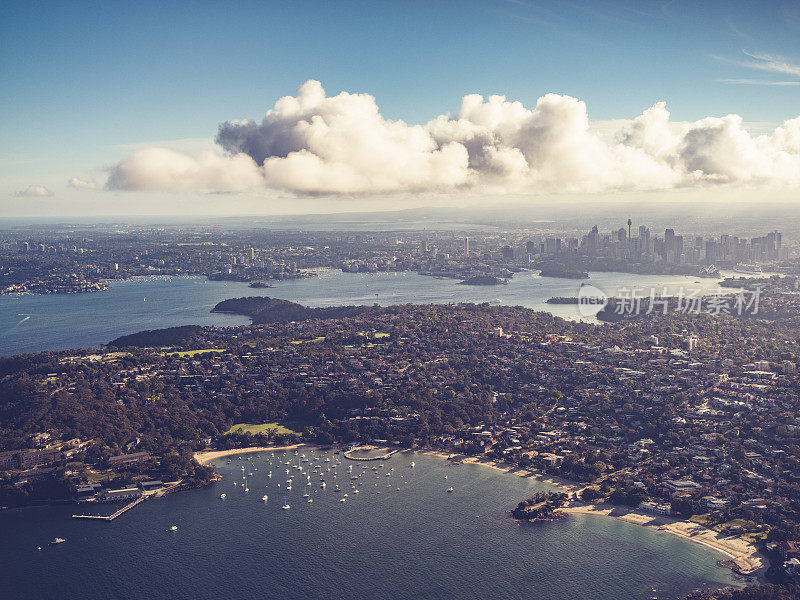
[72,495,147,521]
[343,447,401,461]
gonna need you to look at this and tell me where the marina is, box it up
[1,448,736,600]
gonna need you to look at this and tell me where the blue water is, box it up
[0,270,730,356]
[0,450,733,600]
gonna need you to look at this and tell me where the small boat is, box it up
[307,498,313,503]
[446,487,454,493]
[410,461,415,468]
[51,538,66,544]
[169,525,178,531]
[36,546,42,551]
[282,504,291,510]
[262,495,268,502]
[340,498,346,503]
[219,493,226,499]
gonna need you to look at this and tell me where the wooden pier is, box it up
[72,495,146,521]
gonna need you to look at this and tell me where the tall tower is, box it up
[464,236,470,257]
[627,218,632,241]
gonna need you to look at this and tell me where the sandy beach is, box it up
[411,449,584,492]
[563,503,765,577]
[194,444,312,465]
[194,445,764,578]
[414,449,764,578]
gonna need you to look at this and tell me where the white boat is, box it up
[262,495,268,502]
[410,461,415,468]
[219,493,226,499]
[307,498,313,503]
[169,525,178,531]
[321,482,326,489]
[51,538,66,544]
[282,504,291,510]
[340,498,346,503]
[446,487,454,493]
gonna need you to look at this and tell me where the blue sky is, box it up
[2,0,799,215]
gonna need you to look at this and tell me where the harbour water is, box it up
[0,449,734,600]
[0,269,732,356]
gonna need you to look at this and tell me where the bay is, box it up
[0,270,731,356]
[0,449,734,600]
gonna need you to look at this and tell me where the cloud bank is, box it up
[14,185,53,197]
[107,80,800,196]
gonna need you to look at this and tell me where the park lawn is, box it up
[224,422,299,436]
[163,348,226,358]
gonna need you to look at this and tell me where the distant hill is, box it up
[211,297,374,324]
[108,325,203,348]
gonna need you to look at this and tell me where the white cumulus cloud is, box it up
[14,185,53,197]
[68,177,98,190]
[106,80,800,196]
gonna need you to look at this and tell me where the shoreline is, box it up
[412,449,764,580]
[194,445,764,581]
[411,449,584,492]
[562,503,765,579]
[194,444,313,465]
